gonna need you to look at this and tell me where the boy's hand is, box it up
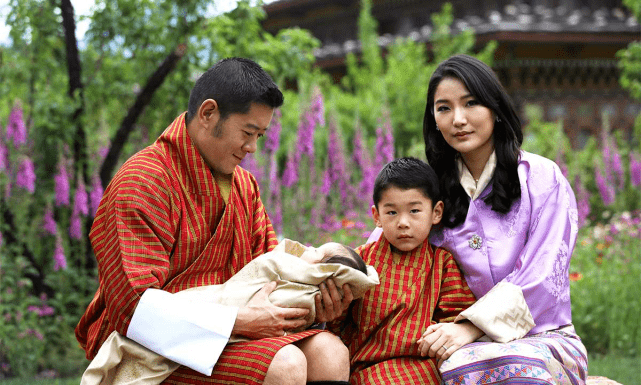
[314,279,354,322]
[417,321,484,367]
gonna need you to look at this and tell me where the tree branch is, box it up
[99,44,187,188]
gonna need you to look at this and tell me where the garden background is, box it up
[0,0,640,383]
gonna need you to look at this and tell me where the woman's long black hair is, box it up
[423,54,523,228]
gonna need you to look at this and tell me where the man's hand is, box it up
[233,281,310,339]
[314,279,354,323]
[417,321,484,367]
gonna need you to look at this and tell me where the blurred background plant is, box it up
[0,0,639,382]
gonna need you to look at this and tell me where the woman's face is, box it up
[432,77,495,163]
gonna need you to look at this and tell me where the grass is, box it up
[2,354,639,384]
[588,354,641,384]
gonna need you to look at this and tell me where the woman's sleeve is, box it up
[501,164,578,329]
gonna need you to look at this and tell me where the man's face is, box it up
[191,102,274,176]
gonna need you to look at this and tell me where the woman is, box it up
[373,54,588,384]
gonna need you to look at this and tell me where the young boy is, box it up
[81,239,379,385]
[328,157,476,384]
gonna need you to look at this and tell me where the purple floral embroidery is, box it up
[544,240,570,303]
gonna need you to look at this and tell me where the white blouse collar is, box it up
[457,151,496,201]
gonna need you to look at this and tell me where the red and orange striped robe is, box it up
[331,236,476,384]
[75,113,322,384]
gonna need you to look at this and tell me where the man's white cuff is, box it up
[126,288,238,376]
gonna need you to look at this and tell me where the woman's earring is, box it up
[496,117,501,123]
[436,124,440,131]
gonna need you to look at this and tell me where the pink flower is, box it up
[240,153,262,183]
[16,157,36,193]
[54,158,70,207]
[263,109,282,156]
[42,207,58,236]
[73,176,89,216]
[630,152,641,187]
[6,106,27,148]
[69,210,83,240]
[282,150,299,188]
[53,235,67,270]
[374,110,395,170]
[89,174,104,217]
[0,139,7,172]
[595,165,615,206]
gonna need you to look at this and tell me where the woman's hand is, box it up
[233,281,310,339]
[314,279,354,323]
[417,321,484,367]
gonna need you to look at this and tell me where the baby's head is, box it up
[300,242,367,274]
[371,157,444,252]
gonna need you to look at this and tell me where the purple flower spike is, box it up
[326,119,351,210]
[374,111,395,169]
[310,87,325,128]
[16,157,36,193]
[7,107,27,148]
[282,151,299,188]
[69,210,83,240]
[54,159,70,207]
[73,176,89,217]
[0,140,7,172]
[53,235,67,271]
[630,152,641,188]
[574,175,590,228]
[90,174,104,217]
[321,167,331,196]
[240,153,262,183]
[595,165,615,206]
[263,109,282,157]
[43,207,58,236]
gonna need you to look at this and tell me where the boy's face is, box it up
[300,242,345,264]
[371,186,443,252]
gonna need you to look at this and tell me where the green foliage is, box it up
[570,212,641,357]
[323,1,496,156]
[0,0,319,379]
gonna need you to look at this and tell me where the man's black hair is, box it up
[372,157,441,208]
[186,57,284,124]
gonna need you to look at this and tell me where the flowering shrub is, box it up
[0,104,99,378]
[570,211,641,357]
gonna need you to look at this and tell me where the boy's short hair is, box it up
[373,157,441,208]
[324,245,368,275]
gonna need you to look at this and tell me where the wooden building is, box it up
[262,0,641,148]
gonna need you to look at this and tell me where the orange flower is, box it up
[341,219,355,229]
[569,272,583,281]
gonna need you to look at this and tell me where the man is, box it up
[76,58,353,385]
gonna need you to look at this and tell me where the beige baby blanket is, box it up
[81,239,379,385]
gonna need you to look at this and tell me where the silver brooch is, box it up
[469,234,482,250]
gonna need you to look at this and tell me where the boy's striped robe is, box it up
[75,113,322,385]
[332,236,476,384]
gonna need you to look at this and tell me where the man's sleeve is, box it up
[94,165,237,375]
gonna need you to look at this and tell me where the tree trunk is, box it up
[60,0,94,269]
[99,44,187,189]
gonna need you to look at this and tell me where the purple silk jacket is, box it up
[369,151,578,335]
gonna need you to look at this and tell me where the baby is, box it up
[81,239,379,385]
